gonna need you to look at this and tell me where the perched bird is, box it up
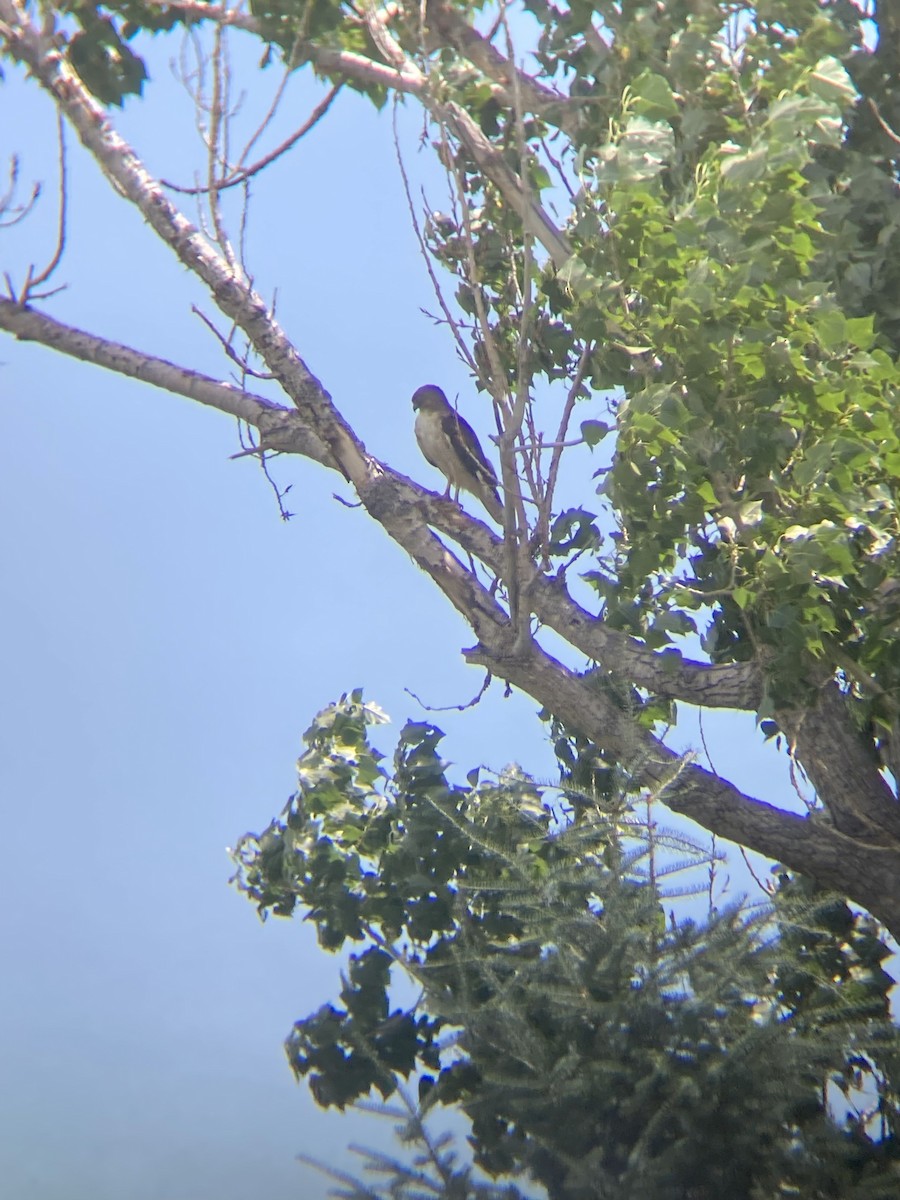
[412,384,503,522]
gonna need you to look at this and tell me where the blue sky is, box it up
[1,24,809,1200]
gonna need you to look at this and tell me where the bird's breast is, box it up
[415,410,464,485]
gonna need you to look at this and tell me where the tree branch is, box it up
[423,0,575,132]
[141,0,572,267]
[420,504,765,710]
[466,634,900,932]
[0,295,342,468]
[0,293,761,716]
[780,681,900,841]
[0,0,372,483]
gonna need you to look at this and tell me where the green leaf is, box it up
[720,145,768,186]
[581,419,610,446]
[737,501,764,527]
[816,308,848,350]
[67,18,148,106]
[845,315,875,349]
[696,481,717,506]
[807,57,857,106]
[549,508,602,554]
[629,71,679,120]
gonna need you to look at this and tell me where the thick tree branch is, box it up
[439,97,571,267]
[139,1,425,93]
[522,574,764,709]
[467,636,900,933]
[0,295,348,468]
[423,504,765,709]
[0,293,764,714]
[779,681,900,841]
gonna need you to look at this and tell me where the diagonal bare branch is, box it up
[0,288,762,720]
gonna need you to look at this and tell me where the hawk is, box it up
[412,385,503,522]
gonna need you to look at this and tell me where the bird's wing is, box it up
[441,408,499,489]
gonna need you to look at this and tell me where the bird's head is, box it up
[412,384,448,412]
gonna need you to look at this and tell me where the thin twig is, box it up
[867,97,900,145]
[391,98,477,376]
[541,342,592,558]
[162,84,342,194]
[499,1,542,645]
[739,845,772,897]
[207,23,239,271]
[0,156,41,228]
[13,110,67,301]
[236,33,305,165]
[404,671,492,713]
[191,305,276,378]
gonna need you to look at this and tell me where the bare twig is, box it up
[392,99,477,376]
[868,97,900,145]
[8,110,67,302]
[144,0,573,266]
[405,670,492,713]
[740,845,773,897]
[162,84,342,194]
[192,305,276,379]
[539,342,592,563]
[207,23,240,271]
[498,2,542,647]
[0,156,41,228]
